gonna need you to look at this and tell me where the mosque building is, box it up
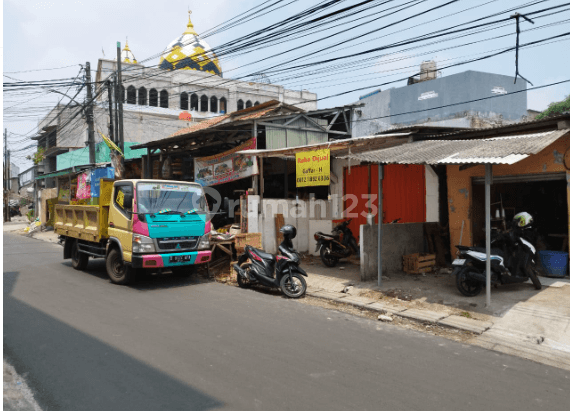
[95,11,317,117]
[34,11,319,188]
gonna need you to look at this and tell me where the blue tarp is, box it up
[90,167,115,197]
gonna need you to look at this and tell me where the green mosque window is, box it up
[246,100,252,109]
[210,96,218,113]
[160,90,169,108]
[149,89,158,107]
[180,92,189,110]
[219,97,227,114]
[138,87,147,105]
[127,86,136,104]
[190,93,199,111]
[200,95,208,112]
[237,99,244,111]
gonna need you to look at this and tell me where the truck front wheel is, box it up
[71,240,89,270]
[106,248,133,285]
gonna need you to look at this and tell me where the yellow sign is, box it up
[116,190,124,208]
[295,149,330,187]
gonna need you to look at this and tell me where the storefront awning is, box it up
[340,129,569,165]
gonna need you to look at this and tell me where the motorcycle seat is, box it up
[251,247,276,263]
[315,231,338,239]
[468,246,506,258]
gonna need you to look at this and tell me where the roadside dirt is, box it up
[210,258,478,344]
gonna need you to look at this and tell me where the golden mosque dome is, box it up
[159,11,223,77]
[121,41,137,64]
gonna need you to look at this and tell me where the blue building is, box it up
[353,67,527,137]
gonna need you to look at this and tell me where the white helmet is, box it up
[513,212,533,228]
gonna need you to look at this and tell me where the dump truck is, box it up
[55,179,212,284]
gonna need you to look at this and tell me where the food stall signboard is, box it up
[194,138,258,187]
[295,149,330,187]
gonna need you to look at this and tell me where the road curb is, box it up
[306,289,492,334]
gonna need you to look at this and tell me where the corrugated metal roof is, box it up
[168,115,229,138]
[239,133,411,158]
[342,129,569,165]
[131,101,302,150]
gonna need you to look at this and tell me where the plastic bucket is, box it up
[538,250,569,278]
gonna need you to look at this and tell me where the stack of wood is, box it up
[172,159,183,176]
[403,253,436,274]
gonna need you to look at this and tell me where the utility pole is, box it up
[113,77,119,144]
[7,143,10,222]
[107,80,115,143]
[116,42,124,153]
[85,62,96,164]
[4,128,7,222]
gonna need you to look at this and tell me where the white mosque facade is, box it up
[95,12,317,118]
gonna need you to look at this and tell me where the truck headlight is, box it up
[133,235,156,253]
[197,234,210,250]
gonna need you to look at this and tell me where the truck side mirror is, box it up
[124,193,133,210]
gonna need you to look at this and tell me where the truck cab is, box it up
[57,179,212,284]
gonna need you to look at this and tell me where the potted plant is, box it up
[27,147,46,172]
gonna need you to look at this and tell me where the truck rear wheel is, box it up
[106,248,133,285]
[71,240,89,270]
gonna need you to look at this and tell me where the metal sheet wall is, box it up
[265,117,328,149]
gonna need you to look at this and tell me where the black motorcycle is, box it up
[452,217,541,297]
[314,219,359,267]
[233,225,307,298]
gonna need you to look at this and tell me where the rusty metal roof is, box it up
[131,100,304,150]
[341,129,569,165]
[239,132,411,158]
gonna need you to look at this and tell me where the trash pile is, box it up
[24,218,42,235]
[210,224,241,241]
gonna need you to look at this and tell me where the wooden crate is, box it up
[235,233,262,253]
[403,253,436,274]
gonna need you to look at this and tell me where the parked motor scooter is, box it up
[233,224,308,298]
[452,212,542,297]
[314,219,359,267]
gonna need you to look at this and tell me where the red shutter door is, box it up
[343,164,426,242]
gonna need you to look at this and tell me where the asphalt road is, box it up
[4,232,569,411]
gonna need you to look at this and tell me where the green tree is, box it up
[536,94,570,120]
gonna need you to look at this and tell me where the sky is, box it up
[3,0,570,170]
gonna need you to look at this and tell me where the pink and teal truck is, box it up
[54,179,212,284]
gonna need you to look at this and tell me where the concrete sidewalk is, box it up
[303,254,570,369]
[474,286,570,370]
[3,359,42,411]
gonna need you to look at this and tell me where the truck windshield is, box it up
[137,183,207,215]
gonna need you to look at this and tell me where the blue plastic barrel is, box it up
[538,250,569,277]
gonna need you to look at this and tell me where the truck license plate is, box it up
[169,255,192,263]
[452,259,466,266]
